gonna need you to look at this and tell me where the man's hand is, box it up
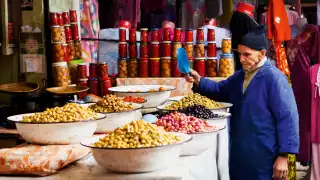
[273,156,288,180]
[184,69,201,85]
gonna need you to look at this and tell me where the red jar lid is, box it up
[150,58,160,61]
[151,42,160,45]
[207,57,218,60]
[195,57,206,60]
[140,28,148,31]
[207,41,216,44]
[160,57,171,60]
[188,57,195,61]
[161,41,171,44]
[119,42,127,45]
[139,57,149,61]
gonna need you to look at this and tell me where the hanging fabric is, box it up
[287,24,320,164]
[181,0,206,29]
[80,0,100,62]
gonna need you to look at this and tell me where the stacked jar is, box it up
[88,62,100,96]
[69,9,82,59]
[160,28,172,77]
[195,28,205,77]
[149,29,160,77]
[171,28,182,77]
[52,62,71,87]
[98,62,112,96]
[128,29,138,77]
[219,37,235,77]
[76,63,88,99]
[139,28,149,77]
[118,27,128,78]
[63,11,75,62]
[50,12,67,63]
[206,28,217,77]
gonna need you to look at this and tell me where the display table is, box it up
[0,119,229,180]
[116,77,226,97]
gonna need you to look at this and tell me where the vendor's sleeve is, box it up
[269,74,299,154]
[192,77,232,102]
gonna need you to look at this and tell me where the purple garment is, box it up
[286,24,320,164]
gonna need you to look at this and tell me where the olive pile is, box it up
[22,103,97,123]
[94,120,181,148]
[165,93,224,110]
[89,94,134,113]
[179,105,215,119]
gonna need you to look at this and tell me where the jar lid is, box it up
[188,57,195,61]
[173,42,182,44]
[223,37,231,40]
[151,42,160,45]
[139,57,149,61]
[207,41,216,44]
[77,78,88,82]
[140,28,148,31]
[70,22,78,25]
[185,42,193,44]
[150,58,160,61]
[119,27,127,30]
[161,41,171,44]
[79,63,87,66]
[175,28,182,30]
[208,28,214,30]
[52,61,67,67]
[221,53,234,58]
[197,28,204,30]
[119,42,127,45]
[207,57,218,60]
[195,57,206,60]
[64,24,70,27]
[51,25,60,28]
[160,57,171,60]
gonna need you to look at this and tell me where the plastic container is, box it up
[52,42,65,62]
[207,41,217,57]
[51,25,62,43]
[171,58,181,77]
[128,43,137,58]
[196,28,204,42]
[139,58,149,77]
[149,58,160,77]
[185,42,194,58]
[118,42,128,58]
[67,41,75,61]
[118,58,128,78]
[88,78,99,96]
[196,43,205,57]
[222,38,232,54]
[128,58,138,77]
[100,77,112,96]
[206,57,218,77]
[150,42,160,58]
[140,28,148,43]
[74,40,82,59]
[174,28,182,42]
[151,28,159,42]
[52,62,71,87]
[89,63,98,78]
[77,63,87,78]
[195,58,206,77]
[207,28,215,41]
[119,28,127,42]
[140,43,148,58]
[70,23,80,41]
[161,41,171,57]
[161,57,171,77]
[172,42,182,58]
[98,62,108,79]
[129,28,136,43]
[218,54,235,77]
[185,29,193,42]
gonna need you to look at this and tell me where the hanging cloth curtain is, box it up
[181,0,206,29]
[267,0,291,76]
[80,0,100,63]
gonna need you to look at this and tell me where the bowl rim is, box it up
[93,102,144,114]
[81,132,192,150]
[203,112,232,120]
[156,102,233,111]
[188,124,226,134]
[120,97,148,104]
[7,113,106,124]
[108,85,176,93]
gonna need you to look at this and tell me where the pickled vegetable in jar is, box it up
[207,41,217,57]
[171,58,181,77]
[140,28,148,43]
[64,24,72,42]
[140,43,148,58]
[151,28,159,42]
[163,28,171,41]
[74,41,82,59]
[161,41,171,57]
[128,58,138,77]
[59,26,66,44]
[195,58,206,77]
[196,28,204,42]
[129,28,136,43]
[196,43,205,57]
[139,58,149,77]
[77,63,87,78]
[149,58,160,77]
[52,42,65,62]
[52,62,71,87]
[222,38,232,54]
[174,28,182,42]
[67,41,75,61]
[119,28,126,42]
[118,42,128,58]
[128,43,137,58]
[184,42,194,58]
[206,57,218,77]
[189,58,194,70]
[62,43,68,62]
[68,64,77,84]
[89,63,98,78]
[118,58,128,78]
[150,42,160,58]
[51,25,62,43]
[161,57,171,77]
[185,29,193,42]
[172,42,182,58]
[77,78,88,99]
[99,77,112,96]
[70,23,80,41]
[207,28,215,41]
[218,54,235,77]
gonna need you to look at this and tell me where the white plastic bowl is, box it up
[94,103,143,133]
[81,133,192,173]
[7,113,105,145]
[108,85,176,108]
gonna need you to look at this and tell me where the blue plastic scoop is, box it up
[177,48,190,74]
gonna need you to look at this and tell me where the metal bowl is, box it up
[81,133,192,173]
[7,113,105,145]
[108,85,176,108]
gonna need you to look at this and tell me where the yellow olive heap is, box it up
[89,94,134,113]
[22,103,97,123]
[94,120,181,148]
[165,93,224,110]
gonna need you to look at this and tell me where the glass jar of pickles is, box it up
[51,25,62,43]
[52,42,65,62]
[52,62,71,87]
[218,54,235,77]
[185,42,194,58]
[68,63,77,84]
[74,40,82,59]
[195,57,206,77]
[128,58,138,77]
[171,58,181,77]
[161,57,171,77]
[118,42,128,58]
[206,57,218,77]
[118,58,128,78]
[189,58,194,70]
[150,42,160,58]
[139,58,149,77]
[172,42,182,58]
[222,38,232,54]
[67,41,75,61]
[161,41,171,57]
[196,43,205,57]
[149,58,160,77]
